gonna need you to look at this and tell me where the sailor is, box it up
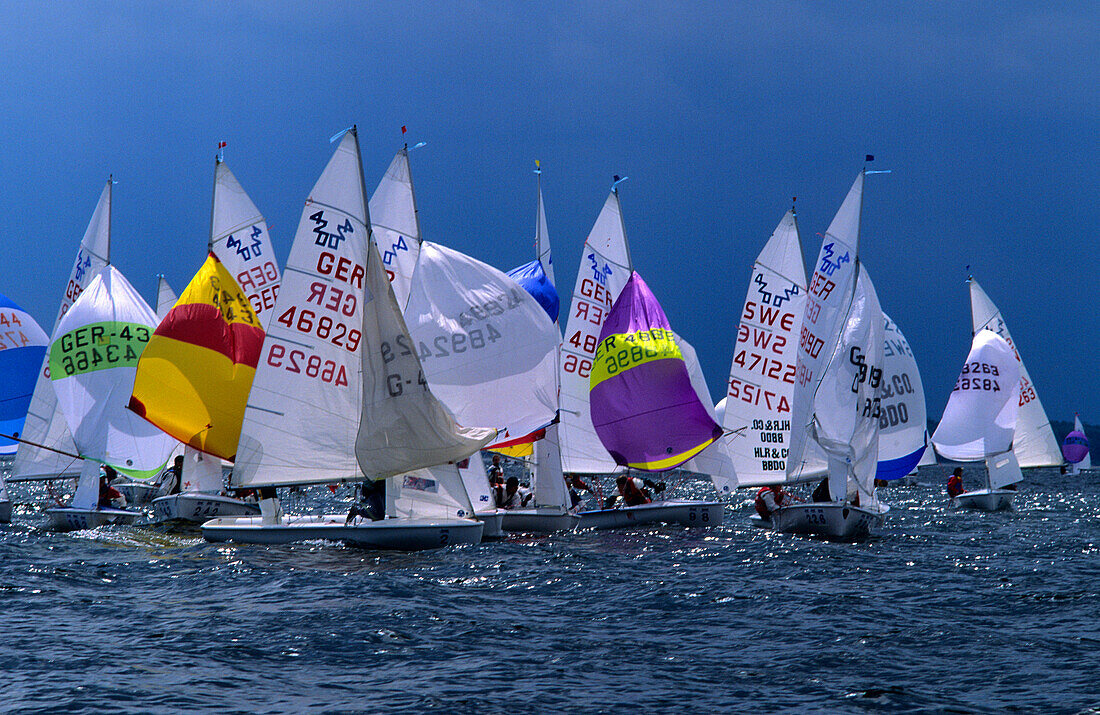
[98,466,127,509]
[157,456,184,496]
[346,479,386,523]
[487,454,504,483]
[565,473,593,509]
[499,476,532,510]
[946,468,964,498]
[615,474,652,507]
[754,484,793,519]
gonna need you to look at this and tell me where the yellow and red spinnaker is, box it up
[129,252,264,459]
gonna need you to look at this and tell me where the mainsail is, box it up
[876,312,928,480]
[210,158,282,327]
[129,252,265,459]
[931,330,1020,462]
[369,149,422,311]
[12,181,111,481]
[559,190,633,473]
[589,272,722,471]
[49,266,177,479]
[0,294,49,455]
[969,278,1060,467]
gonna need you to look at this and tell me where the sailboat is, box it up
[558,181,724,529]
[875,312,928,483]
[777,171,889,540]
[0,294,50,523]
[931,330,1022,511]
[497,166,578,533]
[692,208,826,498]
[202,128,495,549]
[9,181,112,494]
[370,146,560,537]
[969,278,1061,467]
[141,157,280,523]
[582,269,725,530]
[1063,414,1090,475]
[46,266,179,531]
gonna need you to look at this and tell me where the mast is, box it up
[106,175,113,266]
[208,157,219,252]
[611,176,633,273]
[403,140,423,248]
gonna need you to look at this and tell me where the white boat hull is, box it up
[46,507,141,532]
[201,514,484,550]
[770,502,886,541]
[152,493,260,523]
[954,488,1014,512]
[500,508,580,533]
[115,482,162,506]
[474,509,505,539]
[578,500,724,530]
[0,499,11,524]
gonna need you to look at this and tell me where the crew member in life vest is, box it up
[499,476,532,510]
[616,474,652,507]
[98,466,127,509]
[754,484,796,519]
[946,467,964,498]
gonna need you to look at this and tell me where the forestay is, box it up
[589,272,722,471]
[876,312,928,480]
[559,190,633,473]
[369,149,422,311]
[788,172,865,488]
[969,279,1060,467]
[931,330,1020,461]
[234,131,372,487]
[0,294,49,455]
[12,181,111,481]
[50,266,177,479]
[403,241,559,441]
[210,159,282,327]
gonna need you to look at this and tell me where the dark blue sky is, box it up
[1,2,1096,422]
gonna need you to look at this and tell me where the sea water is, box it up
[1,466,1097,713]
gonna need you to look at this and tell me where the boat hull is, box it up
[46,507,140,532]
[954,488,1014,512]
[0,499,10,524]
[115,482,162,506]
[770,502,886,541]
[152,493,261,523]
[578,500,724,530]
[201,514,484,550]
[474,510,505,539]
[500,508,580,533]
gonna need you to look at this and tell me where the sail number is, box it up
[562,355,592,377]
[50,322,150,377]
[276,305,361,353]
[385,326,503,365]
[728,377,790,412]
[952,361,1002,393]
[1019,376,1037,405]
[266,343,349,386]
[0,311,30,350]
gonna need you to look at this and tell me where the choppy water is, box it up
[1,466,1098,713]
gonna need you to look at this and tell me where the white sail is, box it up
[532,422,570,509]
[49,266,178,479]
[355,234,496,479]
[677,333,739,490]
[155,276,177,321]
[788,172,864,488]
[457,453,494,512]
[969,279,1060,467]
[931,330,1020,461]
[876,312,929,478]
[71,459,103,510]
[403,241,559,440]
[387,463,477,520]
[182,447,225,493]
[536,173,555,287]
[1075,414,1091,470]
[233,132,371,487]
[813,265,885,503]
[210,159,282,327]
[720,209,825,487]
[916,432,937,467]
[559,190,633,473]
[12,181,111,481]
[369,149,422,311]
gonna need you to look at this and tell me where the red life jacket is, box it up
[754,487,772,518]
[947,475,964,498]
[621,477,651,506]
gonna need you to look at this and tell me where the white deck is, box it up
[46,506,141,532]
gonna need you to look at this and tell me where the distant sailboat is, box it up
[0,294,49,522]
[778,171,889,540]
[969,278,1061,467]
[155,276,177,321]
[931,330,1022,511]
[203,128,495,549]
[1062,414,1090,475]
